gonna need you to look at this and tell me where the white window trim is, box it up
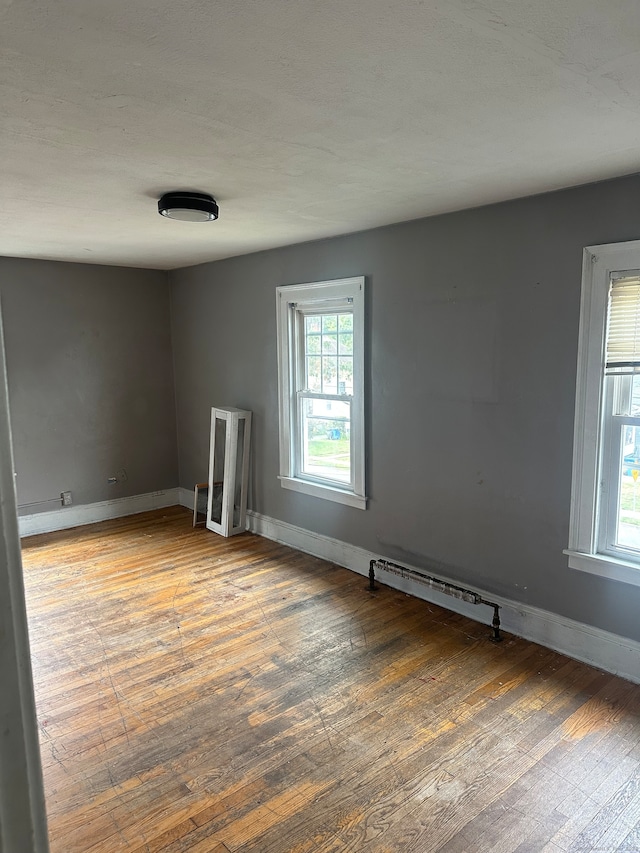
[276,276,367,510]
[565,239,640,587]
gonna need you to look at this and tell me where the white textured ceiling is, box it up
[2,1,640,270]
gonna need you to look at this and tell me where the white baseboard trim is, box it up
[245,509,640,685]
[19,489,181,537]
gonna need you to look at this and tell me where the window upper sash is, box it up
[606,274,640,374]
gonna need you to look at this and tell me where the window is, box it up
[566,240,640,586]
[276,276,366,509]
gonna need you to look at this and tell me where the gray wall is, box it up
[170,173,640,643]
[0,258,178,513]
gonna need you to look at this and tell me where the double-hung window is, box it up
[567,240,640,586]
[276,276,366,509]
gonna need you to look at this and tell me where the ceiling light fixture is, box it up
[158,191,219,222]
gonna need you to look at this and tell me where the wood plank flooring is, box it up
[20,506,640,852]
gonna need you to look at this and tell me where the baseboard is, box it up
[19,488,181,537]
[245,509,640,685]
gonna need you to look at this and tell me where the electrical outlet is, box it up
[61,491,73,507]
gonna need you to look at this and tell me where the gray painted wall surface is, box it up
[0,258,178,514]
[170,173,640,643]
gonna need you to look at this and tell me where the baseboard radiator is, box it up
[368,558,502,643]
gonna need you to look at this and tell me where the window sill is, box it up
[279,476,367,510]
[564,548,640,588]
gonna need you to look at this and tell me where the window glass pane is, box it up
[339,357,353,394]
[306,334,321,354]
[301,398,351,484]
[306,356,322,391]
[632,375,640,416]
[338,333,353,355]
[611,374,632,416]
[322,356,338,394]
[617,424,640,550]
[338,313,353,331]
[322,334,337,354]
[322,315,338,333]
[306,316,321,334]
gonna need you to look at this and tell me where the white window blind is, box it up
[606,275,640,374]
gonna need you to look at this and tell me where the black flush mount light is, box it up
[158,191,219,222]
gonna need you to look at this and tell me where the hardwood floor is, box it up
[20,506,640,853]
